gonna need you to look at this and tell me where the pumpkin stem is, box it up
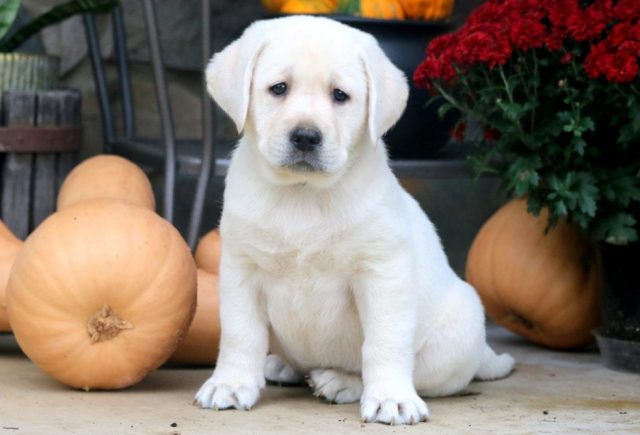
[87,304,133,343]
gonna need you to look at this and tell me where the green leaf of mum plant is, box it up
[0,0,119,52]
[0,0,21,41]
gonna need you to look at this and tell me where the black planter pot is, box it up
[596,241,640,373]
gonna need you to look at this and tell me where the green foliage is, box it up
[0,0,119,52]
[0,0,21,42]
[336,0,361,15]
[433,48,640,244]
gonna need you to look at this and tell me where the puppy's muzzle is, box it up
[284,125,325,172]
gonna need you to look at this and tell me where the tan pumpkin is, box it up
[399,0,454,20]
[170,269,220,365]
[57,155,155,211]
[281,0,338,14]
[6,200,197,390]
[0,221,22,332]
[466,198,601,349]
[194,228,221,275]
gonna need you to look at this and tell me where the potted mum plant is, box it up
[0,0,119,95]
[414,0,640,372]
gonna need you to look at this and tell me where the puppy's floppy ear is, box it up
[205,21,268,133]
[360,34,409,145]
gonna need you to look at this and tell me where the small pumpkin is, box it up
[0,221,22,332]
[398,0,454,20]
[281,0,338,14]
[357,0,405,19]
[194,228,221,275]
[261,0,288,12]
[466,198,601,349]
[170,269,221,366]
[6,200,197,390]
[57,155,155,211]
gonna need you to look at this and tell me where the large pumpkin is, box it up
[466,198,601,349]
[57,155,155,211]
[170,269,221,365]
[194,228,221,275]
[0,221,22,332]
[6,200,197,390]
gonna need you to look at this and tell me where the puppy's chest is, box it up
[254,242,355,295]
[251,242,363,369]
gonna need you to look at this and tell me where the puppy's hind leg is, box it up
[307,369,363,404]
[264,354,304,385]
[474,345,515,381]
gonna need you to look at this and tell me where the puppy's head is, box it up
[206,16,408,186]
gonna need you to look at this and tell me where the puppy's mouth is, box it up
[281,153,325,173]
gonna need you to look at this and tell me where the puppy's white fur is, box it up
[195,16,515,425]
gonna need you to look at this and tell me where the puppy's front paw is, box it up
[195,375,261,411]
[360,387,429,425]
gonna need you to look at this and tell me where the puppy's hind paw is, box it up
[475,346,516,381]
[307,369,363,404]
[264,354,303,385]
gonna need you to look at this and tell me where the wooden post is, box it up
[0,89,82,237]
[32,93,58,228]
[55,90,81,193]
[1,92,36,239]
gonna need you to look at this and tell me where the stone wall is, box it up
[19,0,501,274]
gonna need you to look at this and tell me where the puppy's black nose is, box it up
[289,126,322,152]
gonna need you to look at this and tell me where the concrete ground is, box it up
[1,325,639,435]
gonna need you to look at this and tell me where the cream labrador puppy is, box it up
[195,16,515,425]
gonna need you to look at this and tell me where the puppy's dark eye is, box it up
[270,82,287,96]
[333,88,349,103]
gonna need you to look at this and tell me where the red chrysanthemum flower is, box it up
[414,0,640,91]
[510,18,547,51]
[601,51,639,83]
[613,0,640,21]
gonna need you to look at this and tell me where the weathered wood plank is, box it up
[55,90,81,195]
[32,91,58,227]
[1,91,36,238]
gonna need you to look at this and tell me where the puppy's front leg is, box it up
[195,252,268,410]
[354,258,429,425]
